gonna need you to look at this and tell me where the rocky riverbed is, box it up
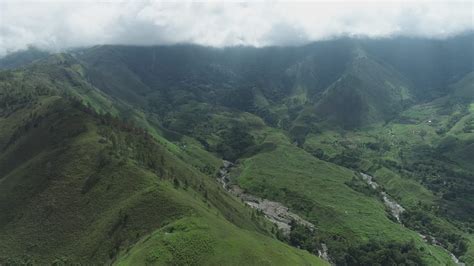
[217,160,332,264]
[360,173,405,222]
[218,160,314,235]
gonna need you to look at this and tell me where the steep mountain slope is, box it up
[76,41,353,117]
[314,48,412,128]
[0,56,326,265]
[76,37,474,133]
[361,33,474,96]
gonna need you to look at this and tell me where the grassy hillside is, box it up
[116,215,322,265]
[231,129,455,265]
[302,92,474,264]
[0,60,326,265]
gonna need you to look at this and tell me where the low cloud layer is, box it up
[0,0,472,55]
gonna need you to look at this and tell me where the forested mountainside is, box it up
[0,34,473,265]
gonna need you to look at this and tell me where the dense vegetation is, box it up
[0,56,324,265]
[0,34,473,265]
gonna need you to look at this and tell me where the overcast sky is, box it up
[0,0,472,56]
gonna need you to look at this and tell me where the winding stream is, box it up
[216,163,464,265]
[360,172,465,266]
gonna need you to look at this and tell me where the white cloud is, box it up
[0,0,472,55]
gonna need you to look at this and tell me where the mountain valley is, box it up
[0,34,473,265]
